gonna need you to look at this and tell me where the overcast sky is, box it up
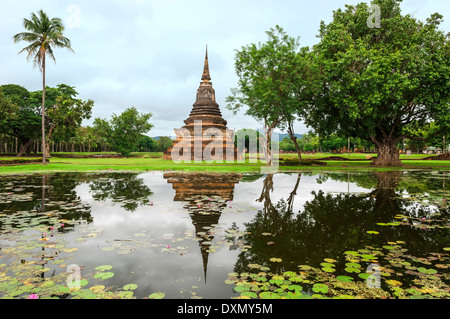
[1,0,448,137]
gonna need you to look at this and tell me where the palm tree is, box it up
[13,10,74,165]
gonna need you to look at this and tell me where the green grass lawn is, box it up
[0,152,448,175]
[279,152,436,160]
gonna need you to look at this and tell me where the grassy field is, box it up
[0,151,448,175]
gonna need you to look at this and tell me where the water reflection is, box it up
[88,172,153,212]
[0,170,448,299]
[164,172,242,282]
[0,173,93,232]
[233,171,449,277]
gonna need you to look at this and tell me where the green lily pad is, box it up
[361,254,377,260]
[259,291,282,299]
[148,292,165,299]
[234,285,250,293]
[118,291,134,299]
[94,272,114,280]
[358,273,371,280]
[95,265,113,271]
[336,276,354,283]
[287,284,303,292]
[123,284,138,291]
[312,283,328,294]
[241,291,258,298]
[345,262,361,268]
[298,265,312,271]
[417,267,437,275]
[322,267,336,273]
[345,267,360,273]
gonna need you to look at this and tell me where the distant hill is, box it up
[277,133,303,141]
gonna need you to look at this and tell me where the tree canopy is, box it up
[304,0,450,166]
[226,25,312,164]
[93,107,153,157]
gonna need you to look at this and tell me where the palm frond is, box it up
[12,32,40,43]
[45,45,56,64]
[54,36,74,52]
[14,10,74,70]
[17,41,40,64]
[23,12,42,32]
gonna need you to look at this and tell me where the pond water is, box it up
[0,170,449,299]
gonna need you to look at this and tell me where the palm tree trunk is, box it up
[41,54,47,165]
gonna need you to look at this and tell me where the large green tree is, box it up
[137,135,158,152]
[13,10,74,164]
[0,91,19,135]
[41,84,94,156]
[156,136,173,153]
[305,0,450,166]
[0,84,40,156]
[226,26,312,164]
[93,107,153,157]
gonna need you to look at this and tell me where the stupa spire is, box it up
[201,45,211,82]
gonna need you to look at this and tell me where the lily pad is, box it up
[312,283,328,294]
[248,264,261,269]
[241,291,258,298]
[94,272,114,280]
[95,265,113,272]
[298,265,312,271]
[417,267,437,275]
[89,285,106,293]
[336,276,354,283]
[148,292,165,299]
[123,284,138,291]
[322,267,336,273]
[259,291,282,299]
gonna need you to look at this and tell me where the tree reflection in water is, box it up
[233,171,450,276]
[88,172,153,212]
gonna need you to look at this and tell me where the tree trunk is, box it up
[370,171,403,221]
[41,54,47,165]
[259,126,274,166]
[287,173,301,212]
[45,141,51,159]
[16,139,33,157]
[287,121,302,162]
[256,174,275,218]
[371,138,403,167]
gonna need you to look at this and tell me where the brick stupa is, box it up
[164,48,239,162]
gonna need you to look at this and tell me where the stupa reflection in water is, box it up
[163,172,242,282]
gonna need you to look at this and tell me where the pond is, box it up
[0,170,449,299]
